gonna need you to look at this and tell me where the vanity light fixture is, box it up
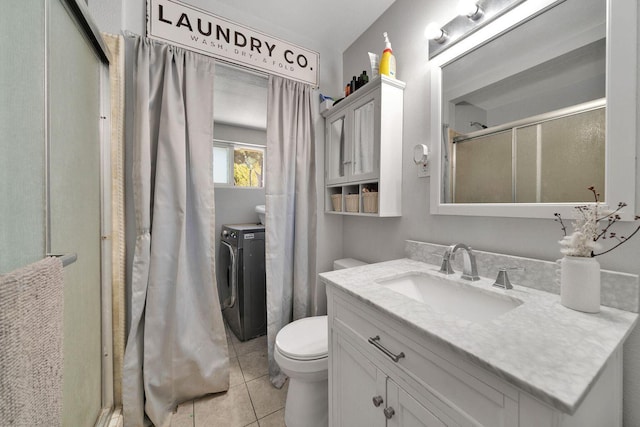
[424,22,448,44]
[457,0,484,20]
[428,0,527,59]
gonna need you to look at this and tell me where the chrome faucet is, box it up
[439,243,480,281]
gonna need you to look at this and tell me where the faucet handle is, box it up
[492,267,524,290]
[438,252,455,275]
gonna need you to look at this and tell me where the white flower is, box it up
[559,231,598,257]
[555,187,640,258]
[557,199,602,257]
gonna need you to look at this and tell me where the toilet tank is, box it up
[333,258,367,270]
[314,258,367,316]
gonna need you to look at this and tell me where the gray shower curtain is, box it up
[265,76,317,387]
[122,36,229,427]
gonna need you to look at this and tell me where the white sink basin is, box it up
[255,205,265,225]
[376,272,522,323]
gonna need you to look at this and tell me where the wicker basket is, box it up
[345,194,359,212]
[362,192,379,213]
[330,194,342,212]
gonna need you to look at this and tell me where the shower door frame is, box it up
[44,0,116,424]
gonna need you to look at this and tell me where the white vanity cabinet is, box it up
[332,332,446,427]
[323,75,404,217]
[327,286,623,427]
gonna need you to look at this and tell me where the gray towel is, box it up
[0,257,65,426]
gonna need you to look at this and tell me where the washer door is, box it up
[219,240,238,309]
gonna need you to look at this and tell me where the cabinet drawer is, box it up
[332,295,518,427]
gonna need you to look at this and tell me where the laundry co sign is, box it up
[147,0,319,87]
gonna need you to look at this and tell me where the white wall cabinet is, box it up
[328,286,623,427]
[323,75,405,216]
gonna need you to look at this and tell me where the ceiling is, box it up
[210,0,396,52]
[214,64,268,129]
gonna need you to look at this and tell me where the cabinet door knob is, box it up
[372,395,384,407]
[383,406,395,419]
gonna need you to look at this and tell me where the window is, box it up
[213,140,265,188]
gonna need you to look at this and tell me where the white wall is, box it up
[214,122,266,145]
[342,0,640,424]
[88,0,122,34]
[453,103,486,134]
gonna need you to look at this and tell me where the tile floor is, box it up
[171,327,288,427]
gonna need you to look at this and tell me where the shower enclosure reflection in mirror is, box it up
[428,0,637,219]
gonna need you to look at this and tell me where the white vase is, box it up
[560,255,601,313]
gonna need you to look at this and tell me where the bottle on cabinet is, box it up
[345,70,370,97]
[379,32,396,78]
[360,70,369,86]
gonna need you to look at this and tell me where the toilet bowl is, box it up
[274,258,367,427]
[275,316,328,427]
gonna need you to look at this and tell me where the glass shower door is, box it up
[0,1,46,274]
[1,1,110,424]
[48,1,104,425]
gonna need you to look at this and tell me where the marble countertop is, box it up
[319,258,638,414]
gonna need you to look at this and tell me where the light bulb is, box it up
[456,0,478,16]
[424,22,445,41]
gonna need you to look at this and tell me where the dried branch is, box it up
[593,224,640,257]
[554,186,639,258]
[554,213,567,236]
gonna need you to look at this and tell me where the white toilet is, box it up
[274,258,366,427]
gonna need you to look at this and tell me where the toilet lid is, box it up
[276,316,328,361]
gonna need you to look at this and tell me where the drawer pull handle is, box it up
[372,395,384,407]
[384,406,395,419]
[368,335,405,363]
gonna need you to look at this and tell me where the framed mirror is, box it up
[429,0,637,219]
